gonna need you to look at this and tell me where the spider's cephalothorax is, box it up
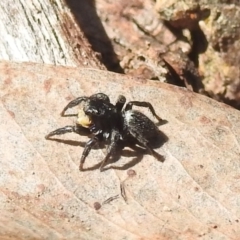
[45,93,166,171]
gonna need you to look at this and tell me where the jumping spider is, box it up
[45,93,166,171]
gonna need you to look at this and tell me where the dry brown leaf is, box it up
[1,61,240,239]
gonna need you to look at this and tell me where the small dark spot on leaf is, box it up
[213,225,218,229]
[194,187,199,191]
[65,95,72,101]
[93,202,101,210]
[7,110,15,118]
[199,116,211,124]
[8,171,15,176]
[127,169,136,177]
[37,184,46,192]
[4,78,12,86]
[44,79,52,93]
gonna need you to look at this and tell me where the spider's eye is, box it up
[85,108,100,115]
[118,95,126,103]
[92,93,110,102]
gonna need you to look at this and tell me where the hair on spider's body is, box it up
[45,93,166,171]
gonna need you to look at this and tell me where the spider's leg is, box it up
[45,125,82,139]
[115,95,126,111]
[128,129,165,162]
[100,130,121,171]
[144,145,165,162]
[124,101,162,122]
[79,137,99,171]
[61,96,88,116]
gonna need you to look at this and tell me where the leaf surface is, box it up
[0,62,240,240]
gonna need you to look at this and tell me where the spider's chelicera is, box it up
[45,93,167,171]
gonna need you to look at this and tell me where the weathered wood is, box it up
[0,0,105,69]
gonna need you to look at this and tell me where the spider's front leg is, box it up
[99,130,121,171]
[79,137,99,171]
[45,125,82,139]
[125,101,163,122]
[61,96,88,116]
[131,133,165,163]
[145,145,165,162]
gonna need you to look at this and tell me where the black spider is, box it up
[45,93,167,171]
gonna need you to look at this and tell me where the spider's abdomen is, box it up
[123,110,159,144]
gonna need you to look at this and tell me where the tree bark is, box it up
[0,0,105,69]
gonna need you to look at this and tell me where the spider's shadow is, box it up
[47,128,168,171]
[88,129,168,171]
[114,128,168,169]
[47,137,104,153]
